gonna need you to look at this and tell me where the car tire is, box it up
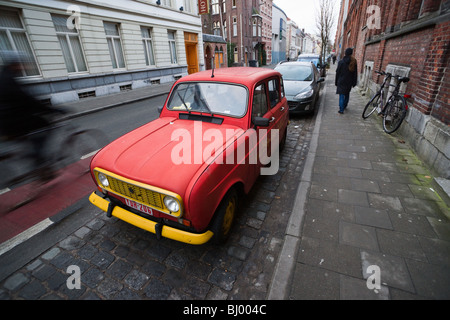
[279,127,287,151]
[210,188,238,245]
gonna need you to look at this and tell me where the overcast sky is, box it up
[273,0,340,39]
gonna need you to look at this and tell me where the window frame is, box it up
[0,9,40,77]
[252,82,269,118]
[51,14,88,74]
[168,30,178,64]
[141,26,156,67]
[104,21,126,70]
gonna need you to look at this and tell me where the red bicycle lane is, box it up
[0,157,96,245]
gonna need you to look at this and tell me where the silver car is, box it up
[275,61,324,115]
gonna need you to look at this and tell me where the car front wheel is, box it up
[210,188,238,245]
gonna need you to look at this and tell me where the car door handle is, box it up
[280,107,285,112]
[269,117,275,123]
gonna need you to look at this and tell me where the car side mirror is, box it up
[317,77,325,83]
[252,116,270,127]
[157,106,163,114]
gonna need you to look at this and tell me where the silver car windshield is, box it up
[167,82,248,118]
[276,65,313,82]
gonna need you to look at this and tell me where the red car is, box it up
[89,67,289,245]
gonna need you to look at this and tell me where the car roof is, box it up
[177,67,281,86]
[298,54,320,58]
[276,61,313,67]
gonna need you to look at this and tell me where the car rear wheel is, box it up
[210,188,238,245]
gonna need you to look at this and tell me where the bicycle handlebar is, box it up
[375,71,409,83]
[375,70,392,77]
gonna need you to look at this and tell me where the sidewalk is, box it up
[277,64,450,299]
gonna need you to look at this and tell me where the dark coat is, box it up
[0,66,52,138]
[335,55,358,94]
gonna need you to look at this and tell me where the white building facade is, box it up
[0,0,204,105]
[271,3,286,64]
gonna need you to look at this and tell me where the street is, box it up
[0,92,317,300]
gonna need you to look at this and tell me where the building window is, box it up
[232,0,236,8]
[184,0,192,13]
[223,20,227,40]
[213,22,221,36]
[168,30,178,64]
[253,19,257,36]
[223,1,226,13]
[233,47,238,63]
[232,17,237,37]
[212,0,219,15]
[104,22,125,69]
[51,14,87,73]
[141,27,155,66]
[0,10,39,76]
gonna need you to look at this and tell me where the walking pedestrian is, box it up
[335,47,357,114]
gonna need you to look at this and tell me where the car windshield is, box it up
[276,65,313,81]
[298,57,320,68]
[167,82,248,117]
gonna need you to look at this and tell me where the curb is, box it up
[61,90,171,121]
[268,80,329,300]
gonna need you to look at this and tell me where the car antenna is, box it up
[211,53,215,78]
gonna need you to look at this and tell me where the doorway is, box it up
[184,32,199,74]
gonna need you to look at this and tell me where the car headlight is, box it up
[98,173,109,187]
[294,87,314,100]
[164,195,180,213]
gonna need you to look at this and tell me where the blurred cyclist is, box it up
[0,50,64,181]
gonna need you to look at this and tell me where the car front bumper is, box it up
[89,192,214,245]
[287,99,314,114]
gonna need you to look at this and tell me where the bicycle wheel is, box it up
[382,96,407,134]
[362,92,381,119]
[58,129,108,176]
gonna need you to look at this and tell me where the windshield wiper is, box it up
[177,91,191,114]
[195,85,214,117]
[199,96,214,117]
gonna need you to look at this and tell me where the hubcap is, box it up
[222,198,236,235]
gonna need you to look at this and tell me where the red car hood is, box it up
[91,116,243,197]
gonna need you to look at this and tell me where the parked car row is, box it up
[88,61,324,246]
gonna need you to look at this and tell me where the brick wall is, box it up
[335,0,450,178]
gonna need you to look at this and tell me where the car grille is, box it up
[288,101,299,109]
[102,174,164,210]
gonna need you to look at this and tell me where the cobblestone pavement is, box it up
[0,114,315,300]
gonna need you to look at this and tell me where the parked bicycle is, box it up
[362,70,392,119]
[362,70,410,134]
[0,116,107,205]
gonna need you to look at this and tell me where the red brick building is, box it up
[201,0,271,67]
[335,0,449,178]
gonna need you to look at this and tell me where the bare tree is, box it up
[316,0,336,68]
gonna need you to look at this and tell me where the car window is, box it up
[275,65,313,81]
[280,77,285,98]
[252,83,268,118]
[268,79,280,108]
[298,57,319,68]
[167,82,248,117]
